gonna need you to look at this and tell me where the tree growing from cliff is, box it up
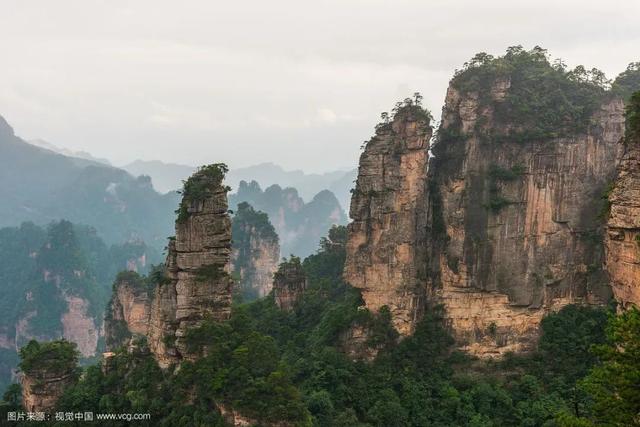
[626,91,640,142]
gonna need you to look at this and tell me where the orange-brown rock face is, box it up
[606,132,640,308]
[146,166,234,368]
[429,82,623,357]
[273,257,307,311]
[21,370,76,413]
[344,103,432,335]
[61,295,99,357]
[104,272,152,350]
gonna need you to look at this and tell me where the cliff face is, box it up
[21,370,76,413]
[344,50,630,357]
[19,340,78,413]
[606,95,640,308]
[273,257,307,311]
[429,84,621,356]
[344,101,432,335]
[147,165,234,368]
[231,202,280,300]
[104,272,152,350]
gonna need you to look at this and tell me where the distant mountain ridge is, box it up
[121,159,356,210]
[0,115,178,249]
[27,139,112,167]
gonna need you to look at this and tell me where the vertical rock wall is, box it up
[430,84,622,356]
[146,166,234,368]
[344,103,432,335]
[231,202,280,299]
[606,103,640,308]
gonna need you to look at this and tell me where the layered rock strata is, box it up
[606,104,640,308]
[344,102,432,335]
[345,72,627,356]
[146,166,234,368]
[104,272,152,350]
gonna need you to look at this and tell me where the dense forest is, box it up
[0,224,636,426]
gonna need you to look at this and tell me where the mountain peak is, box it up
[0,115,15,139]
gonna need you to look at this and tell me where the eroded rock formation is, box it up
[273,257,307,311]
[345,51,633,357]
[344,101,432,335]
[606,95,640,308]
[19,340,78,413]
[104,271,152,350]
[231,202,280,299]
[147,165,234,368]
[430,81,622,356]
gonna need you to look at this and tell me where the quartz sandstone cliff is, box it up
[104,272,152,350]
[231,202,280,299]
[146,166,234,368]
[344,102,432,335]
[429,83,621,356]
[606,97,640,308]
[273,257,307,311]
[345,64,627,356]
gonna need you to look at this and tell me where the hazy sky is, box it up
[0,1,638,172]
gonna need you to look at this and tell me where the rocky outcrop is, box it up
[21,370,75,413]
[273,257,307,311]
[430,82,622,356]
[344,100,432,335]
[345,51,633,357]
[104,272,152,350]
[606,97,640,308]
[19,340,78,412]
[231,202,280,300]
[146,165,234,368]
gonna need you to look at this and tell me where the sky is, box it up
[0,0,638,173]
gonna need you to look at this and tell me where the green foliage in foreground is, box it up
[6,226,639,426]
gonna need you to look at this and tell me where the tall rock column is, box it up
[606,93,640,308]
[231,202,280,300]
[344,100,432,335]
[19,340,79,413]
[147,164,234,368]
[273,256,307,311]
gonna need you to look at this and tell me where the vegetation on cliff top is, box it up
[374,92,433,134]
[175,163,230,223]
[448,46,639,144]
[19,340,79,376]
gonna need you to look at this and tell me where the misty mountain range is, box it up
[1,115,350,257]
[121,159,356,211]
